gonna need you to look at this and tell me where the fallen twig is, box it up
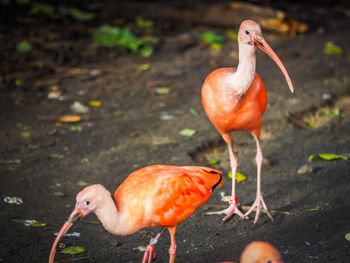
[286,112,310,129]
[0,159,21,164]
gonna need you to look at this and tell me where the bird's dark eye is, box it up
[85,200,90,206]
[266,260,272,263]
[245,30,250,35]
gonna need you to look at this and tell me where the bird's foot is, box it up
[142,244,156,263]
[207,203,247,222]
[244,193,273,224]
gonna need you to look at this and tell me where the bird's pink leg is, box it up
[207,133,246,221]
[167,226,177,263]
[142,227,166,263]
[244,135,273,223]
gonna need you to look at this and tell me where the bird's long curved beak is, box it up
[49,208,82,263]
[254,33,294,93]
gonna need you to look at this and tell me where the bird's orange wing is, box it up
[152,166,222,226]
[114,165,222,229]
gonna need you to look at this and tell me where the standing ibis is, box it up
[202,19,294,223]
[49,165,222,263]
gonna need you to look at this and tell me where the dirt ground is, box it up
[1,1,350,262]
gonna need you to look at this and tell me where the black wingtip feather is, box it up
[210,172,222,192]
[200,168,222,192]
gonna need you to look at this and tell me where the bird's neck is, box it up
[234,43,257,95]
[94,194,127,236]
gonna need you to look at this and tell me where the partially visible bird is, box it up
[49,165,222,263]
[202,19,294,223]
[215,241,283,263]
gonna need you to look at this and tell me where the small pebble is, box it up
[297,164,313,174]
[322,93,332,100]
[160,113,174,120]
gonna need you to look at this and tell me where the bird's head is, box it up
[74,184,111,217]
[240,241,283,263]
[238,19,262,46]
[49,184,111,263]
[239,19,294,94]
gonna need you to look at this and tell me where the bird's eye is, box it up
[245,30,250,35]
[85,200,90,206]
[266,260,272,263]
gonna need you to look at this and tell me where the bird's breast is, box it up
[202,70,267,135]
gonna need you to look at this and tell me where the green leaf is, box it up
[54,191,65,197]
[51,153,65,159]
[24,219,46,227]
[199,31,225,44]
[228,171,247,182]
[16,41,32,52]
[61,246,85,255]
[93,25,121,47]
[345,233,350,242]
[308,154,316,161]
[324,42,342,55]
[70,125,83,132]
[21,131,30,139]
[208,157,219,165]
[118,28,143,52]
[69,8,95,21]
[89,100,102,107]
[309,153,347,161]
[305,120,315,127]
[226,29,238,41]
[135,16,153,34]
[93,25,150,56]
[31,3,54,16]
[210,42,222,50]
[77,180,89,187]
[189,108,198,116]
[324,108,340,118]
[48,33,59,40]
[31,60,44,68]
[16,79,24,86]
[308,206,324,211]
[139,63,150,71]
[142,35,159,44]
[155,87,170,95]
[139,44,153,57]
[179,129,196,137]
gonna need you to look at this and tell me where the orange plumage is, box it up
[49,165,222,263]
[202,68,267,137]
[115,165,222,229]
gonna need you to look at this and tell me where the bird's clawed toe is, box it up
[142,244,156,263]
[244,194,273,224]
[207,204,247,222]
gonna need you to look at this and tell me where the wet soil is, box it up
[1,1,350,263]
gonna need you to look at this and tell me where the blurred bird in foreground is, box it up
[215,241,283,263]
